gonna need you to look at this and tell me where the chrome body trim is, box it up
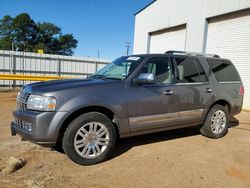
[179,109,204,120]
[218,81,241,84]
[176,82,208,86]
[129,109,204,127]
[129,112,178,127]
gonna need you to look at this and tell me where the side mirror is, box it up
[134,73,155,85]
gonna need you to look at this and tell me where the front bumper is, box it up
[11,110,69,146]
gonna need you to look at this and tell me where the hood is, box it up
[22,78,113,93]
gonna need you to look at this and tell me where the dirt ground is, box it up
[0,91,250,188]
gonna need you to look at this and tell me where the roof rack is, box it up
[165,50,220,58]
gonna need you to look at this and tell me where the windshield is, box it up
[91,56,143,80]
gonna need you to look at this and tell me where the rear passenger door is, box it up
[173,57,215,125]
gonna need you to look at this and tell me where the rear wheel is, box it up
[62,112,117,165]
[200,105,229,138]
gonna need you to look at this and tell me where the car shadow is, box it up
[229,116,240,128]
[110,126,200,160]
[110,118,240,160]
[52,118,240,160]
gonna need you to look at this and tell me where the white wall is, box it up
[150,26,187,53]
[134,0,250,54]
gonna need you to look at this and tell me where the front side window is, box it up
[207,59,240,82]
[92,56,143,80]
[175,57,208,83]
[141,57,173,84]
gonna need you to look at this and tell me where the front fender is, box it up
[58,93,126,119]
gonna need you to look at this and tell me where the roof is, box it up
[130,52,222,59]
[134,0,157,16]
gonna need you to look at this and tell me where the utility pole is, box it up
[97,49,100,60]
[125,42,131,56]
[12,42,14,51]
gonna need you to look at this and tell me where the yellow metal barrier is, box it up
[0,74,75,81]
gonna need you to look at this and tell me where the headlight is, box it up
[27,95,56,111]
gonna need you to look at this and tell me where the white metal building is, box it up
[133,0,250,109]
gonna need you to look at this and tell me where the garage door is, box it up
[150,25,186,53]
[206,11,250,109]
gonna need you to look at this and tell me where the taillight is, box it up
[239,84,244,95]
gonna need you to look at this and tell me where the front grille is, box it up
[17,91,30,111]
[14,119,34,133]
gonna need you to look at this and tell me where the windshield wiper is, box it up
[89,74,107,80]
[89,75,122,80]
[105,77,122,80]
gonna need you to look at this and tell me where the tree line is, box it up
[0,13,78,55]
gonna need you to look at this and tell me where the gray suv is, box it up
[11,51,244,165]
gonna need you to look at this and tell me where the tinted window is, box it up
[207,59,240,82]
[195,59,208,82]
[175,58,208,83]
[142,57,173,84]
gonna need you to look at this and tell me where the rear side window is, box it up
[207,59,240,82]
[175,58,208,83]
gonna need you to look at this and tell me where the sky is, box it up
[0,0,153,60]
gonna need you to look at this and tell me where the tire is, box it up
[62,112,117,165]
[200,104,229,139]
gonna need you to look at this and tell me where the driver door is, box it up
[127,57,179,133]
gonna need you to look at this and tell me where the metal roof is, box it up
[134,0,157,16]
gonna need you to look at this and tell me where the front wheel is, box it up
[62,112,117,165]
[200,105,229,138]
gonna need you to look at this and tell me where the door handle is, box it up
[206,88,212,93]
[164,90,174,95]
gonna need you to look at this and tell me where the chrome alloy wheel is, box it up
[74,122,110,159]
[210,110,226,134]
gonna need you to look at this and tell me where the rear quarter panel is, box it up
[199,57,243,116]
